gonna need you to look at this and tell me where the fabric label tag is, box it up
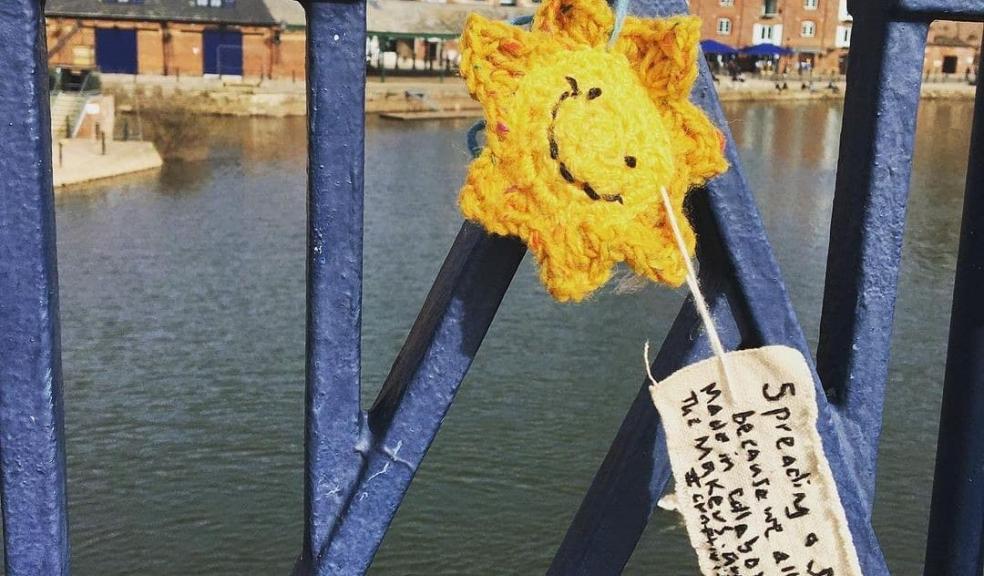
[650,345,863,576]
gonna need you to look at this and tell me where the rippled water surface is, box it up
[48,99,972,574]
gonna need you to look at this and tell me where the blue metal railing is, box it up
[2,0,984,574]
[0,3,70,575]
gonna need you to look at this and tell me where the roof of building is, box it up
[263,0,305,28]
[45,0,279,26]
[367,0,531,38]
[45,0,533,36]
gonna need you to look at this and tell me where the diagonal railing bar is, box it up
[548,218,744,574]
[816,12,929,508]
[548,74,887,576]
[0,1,71,574]
[298,1,367,573]
[300,2,530,571]
[316,225,525,575]
[924,54,984,576]
[368,225,525,431]
[549,0,896,573]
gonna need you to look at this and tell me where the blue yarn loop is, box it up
[510,14,534,27]
[608,0,631,48]
[464,3,629,157]
[467,120,487,158]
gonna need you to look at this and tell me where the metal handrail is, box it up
[68,71,101,138]
[3,0,984,575]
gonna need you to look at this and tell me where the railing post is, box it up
[0,1,71,574]
[816,11,929,506]
[924,56,984,576]
[297,0,367,574]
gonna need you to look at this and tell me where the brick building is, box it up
[44,0,527,81]
[47,0,979,82]
[690,0,982,77]
[45,0,304,79]
[689,0,854,74]
[264,0,306,79]
[925,19,982,78]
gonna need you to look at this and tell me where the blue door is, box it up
[95,28,138,74]
[203,29,243,76]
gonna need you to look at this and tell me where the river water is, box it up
[50,99,970,575]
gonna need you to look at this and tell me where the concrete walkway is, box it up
[52,138,163,188]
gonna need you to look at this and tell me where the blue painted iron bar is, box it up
[548,237,742,575]
[315,224,525,575]
[548,173,887,575]
[549,0,890,572]
[368,224,525,430]
[298,1,367,573]
[891,0,984,22]
[815,16,929,508]
[0,1,72,574]
[923,55,984,576]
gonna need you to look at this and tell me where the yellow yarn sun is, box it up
[458,0,728,301]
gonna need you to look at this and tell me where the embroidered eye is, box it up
[587,87,602,100]
[565,76,580,95]
[625,156,637,168]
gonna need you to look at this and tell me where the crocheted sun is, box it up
[458,0,727,301]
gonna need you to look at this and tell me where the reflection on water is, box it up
[50,99,972,575]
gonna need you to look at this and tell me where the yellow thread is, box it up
[459,0,728,301]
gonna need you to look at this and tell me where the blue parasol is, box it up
[700,39,739,55]
[740,43,794,56]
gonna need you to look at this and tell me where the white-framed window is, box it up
[836,25,852,47]
[717,18,732,35]
[720,0,734,6]
[839,0,853,21]
[762,0,778,15]
[801,20,816,37]
[804,0,818,9]
[753,23,782,44]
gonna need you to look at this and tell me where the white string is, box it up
[645,187,735,391]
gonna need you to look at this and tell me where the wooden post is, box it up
[380,35,387,83]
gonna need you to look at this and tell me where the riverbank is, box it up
[102,73,977,117]
[53,138,163,189]
[716,77,977,101]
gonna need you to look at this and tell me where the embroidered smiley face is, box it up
[458,0,728,301]
[532,56,678,217]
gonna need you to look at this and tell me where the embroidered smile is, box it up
[547,76,636,205]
